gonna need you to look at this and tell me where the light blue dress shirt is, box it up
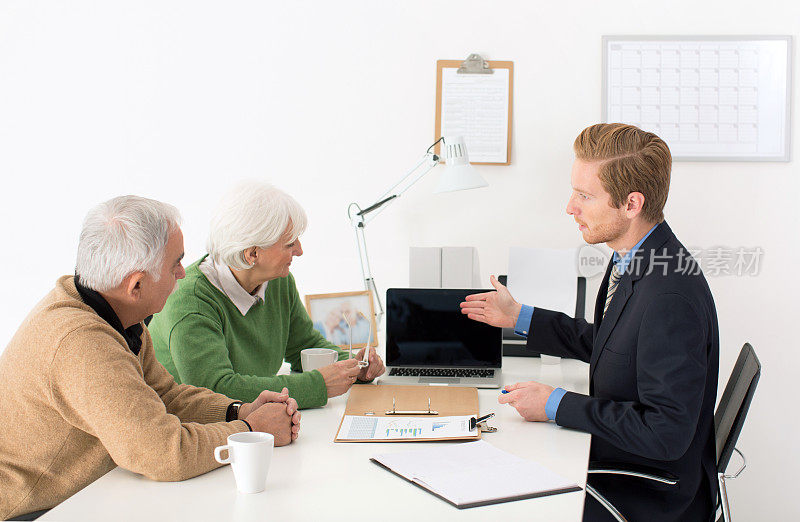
[513,223,660,421]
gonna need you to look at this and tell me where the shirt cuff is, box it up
[545,387,568,421]
[514,305,534,337]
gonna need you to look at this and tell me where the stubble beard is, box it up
[582,213,628,246]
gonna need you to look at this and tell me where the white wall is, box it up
[1,1,797,518]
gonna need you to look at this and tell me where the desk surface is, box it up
[42,357,590,522]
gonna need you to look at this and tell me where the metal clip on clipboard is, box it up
[470,413,498,433]
[385,397,439,416]
[477,421,497,433]
[457,53,494,74]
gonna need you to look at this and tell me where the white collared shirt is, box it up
[199,256,267,316]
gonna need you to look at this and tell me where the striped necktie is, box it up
[603,264,622,318]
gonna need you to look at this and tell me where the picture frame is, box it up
[304,290,378,349]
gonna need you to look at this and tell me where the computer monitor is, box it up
[385,288,501,368]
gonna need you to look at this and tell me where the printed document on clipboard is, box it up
[333,385,481,442]
[337,415,475,441]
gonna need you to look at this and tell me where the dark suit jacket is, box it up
[527,222,719,522]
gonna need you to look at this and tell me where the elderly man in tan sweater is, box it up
[0,196,301,521]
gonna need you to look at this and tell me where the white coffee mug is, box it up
[301,348,338,371]
[214,432,274,494]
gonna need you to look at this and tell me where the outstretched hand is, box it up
[460,275,522,328]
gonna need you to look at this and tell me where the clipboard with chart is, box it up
[334,384,481,443]
[435,54,514,165]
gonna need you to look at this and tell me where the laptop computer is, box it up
[379,288,502,388]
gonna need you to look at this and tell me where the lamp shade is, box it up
[434,136,489,193]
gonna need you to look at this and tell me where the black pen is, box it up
[470,413,495,430]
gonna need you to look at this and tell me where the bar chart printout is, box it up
[337,415,475,441]
[386,423,422,438]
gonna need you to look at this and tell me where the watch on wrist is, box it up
[226,401,243,422]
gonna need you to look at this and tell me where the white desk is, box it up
[42,357,590,522]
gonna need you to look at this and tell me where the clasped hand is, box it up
[239,387,300,446]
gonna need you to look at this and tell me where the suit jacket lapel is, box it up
[589,258,633,375]
[593,259,612,328]
[589,221,674,379]
[591,275,634,375]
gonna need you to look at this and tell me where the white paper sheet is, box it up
[337,415,475,441]
[507,247,578,316]
[440,68,510,163]
[372,440,579,507]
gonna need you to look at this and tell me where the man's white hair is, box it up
[76,195,182,291]
[207,181,308,270]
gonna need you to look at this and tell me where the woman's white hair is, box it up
[76,195,182,291]
[207,181,308,270]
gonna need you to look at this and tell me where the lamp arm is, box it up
[347,149,441,326]
[356,195,398,217]
[356,153,438,225]
[353,222,384,324]
[376,153,431,199]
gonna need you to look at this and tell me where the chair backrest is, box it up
[714,343,761,473]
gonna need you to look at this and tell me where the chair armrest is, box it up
[587,461,679,486]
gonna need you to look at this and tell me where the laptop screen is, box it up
[385,288,502,368]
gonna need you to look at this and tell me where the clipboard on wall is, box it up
[334,385,480,443]
[435,54,514,165]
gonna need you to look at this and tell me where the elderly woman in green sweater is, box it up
[149,182,385,409]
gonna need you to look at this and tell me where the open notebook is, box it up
[371,440,581,509]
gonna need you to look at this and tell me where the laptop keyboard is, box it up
[389,368,495,378]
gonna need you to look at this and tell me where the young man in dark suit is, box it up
[461,123,719,521]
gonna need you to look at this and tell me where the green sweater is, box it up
[149,257,347,409]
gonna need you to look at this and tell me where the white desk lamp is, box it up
[347,136,488,324]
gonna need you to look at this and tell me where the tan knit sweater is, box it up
[0,276,249,519]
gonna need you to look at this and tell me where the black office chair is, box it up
[713,342,761,521]
[585,342,761,522]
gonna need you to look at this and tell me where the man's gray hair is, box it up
[76,195,182,291]
[207,181,308,270]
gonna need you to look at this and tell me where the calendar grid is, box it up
[602,36,791,161]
